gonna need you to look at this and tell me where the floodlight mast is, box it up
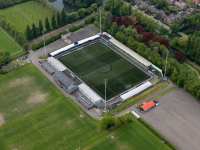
[100,9,102,33]
[42,29,46,57]
[104,79,108,110]
[164,49,169,80]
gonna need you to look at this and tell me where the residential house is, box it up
[186,8,196,16]
[167,0,175,4]
[177,11,188,19]
[175,1,187,9]
[156,10,167,18]
[166,14,179,23]
[148,5,158,13]
[192,0,200,5]
[140,1,149,9]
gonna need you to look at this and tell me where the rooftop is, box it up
[42,62,56,74]
[140,101,155,111]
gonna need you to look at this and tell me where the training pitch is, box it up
[59,42,151,99]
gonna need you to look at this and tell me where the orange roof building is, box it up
[140,101,156,112]
[192,0,199,4]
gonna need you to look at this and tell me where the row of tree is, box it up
[0,51,10,68]
[171,35,200,63]
[0,0,30,9]
[0,15,28,50]
[100,114,132,130]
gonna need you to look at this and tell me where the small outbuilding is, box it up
[53,71,78,93]
[139,101,156,113]
[41,62,56,75]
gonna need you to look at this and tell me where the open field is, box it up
[0,65,171,149]
[113,83,167,113]
[84,115,171,150]
[0,1,53,32]
[0,28,22,55]
[59,42,150,99]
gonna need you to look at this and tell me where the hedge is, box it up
[68,23,85,32]
[138,118,178,150]
[84,16,95,24]
[32,31,67,51]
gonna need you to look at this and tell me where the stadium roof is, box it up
[50,44,74,56]
[42,62,56,74]
[140,101,155,111]
[109,38,152,67]
[48,57,66,72]
[78,83,101,104]
[53,71,75,88]
[120,81,152,100]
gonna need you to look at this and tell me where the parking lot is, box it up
[141,87,200,150]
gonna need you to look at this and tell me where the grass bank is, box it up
[113,83,168,114]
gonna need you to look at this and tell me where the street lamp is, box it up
[42,29,46,57]
[100,9,102,33]
[163,49,169,81]
[103,79,108,110]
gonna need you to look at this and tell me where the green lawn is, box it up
[0,28,22,55]
[59,42,150,99]
[0,65,172,150]
[0,1,53,33]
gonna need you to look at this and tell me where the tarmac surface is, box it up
[141,87,200,150]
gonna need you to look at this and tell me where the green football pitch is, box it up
[59,42,151,99]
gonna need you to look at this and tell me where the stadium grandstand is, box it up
[46,32,163,108]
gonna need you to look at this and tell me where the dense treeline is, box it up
[171,35,200,63]
[63,0,102,7]
[0,0,30,9]
[96,0,200,99]
[170,13,200,35]
[0,51,10,68]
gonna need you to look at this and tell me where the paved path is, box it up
[185,63,200,79]
[116,79,177,117]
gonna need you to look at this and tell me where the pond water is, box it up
[47,0,79,14]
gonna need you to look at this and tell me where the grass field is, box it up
[0,1,53,32]
[113,82,168,113]
[59,42,150,99]
[0,65,172,150]
[0,28,22,55]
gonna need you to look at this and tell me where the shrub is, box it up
[68,23,85,32]
[0,68,8,74]
[84,16,95,24]
[32,31,67,51]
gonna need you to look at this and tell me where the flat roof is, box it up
[53,71,75,88]
[140,101,155,111]
[120,81,152,100]
[78,83,101,104]
[42,62,56,73]
[109,38,152,67]
[48,57,66,72]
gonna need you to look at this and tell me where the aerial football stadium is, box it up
[47,32,163,109]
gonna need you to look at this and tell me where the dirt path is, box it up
[184,63,200,79]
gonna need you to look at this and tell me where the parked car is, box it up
[154,100,160,106]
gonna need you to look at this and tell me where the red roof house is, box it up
[140,101,156,112]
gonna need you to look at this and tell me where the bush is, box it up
[32,31,67,51]
[138,118,177,150]
[68,23,85,32]
[0,68,8,74]
[84,16,95,24]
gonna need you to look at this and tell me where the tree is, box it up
[100,115,109,129]
[45,17,50,31]
[103,14,111,32]
[0,50,10,68]
[186,34,192,52]
[110,22,119,36]
[57,11,62,27]
[170,68,178,83]
[135,34,143,42]
[114,118,122,129]
[39,19,43,35]
[51,14,57,29]
[78,8,86,19]
[61,8,67,25]
[91,3,97,11]
[174,51,186,63]
[25,25,32,40]
[68,12,80,22]
[32,23,37,38]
